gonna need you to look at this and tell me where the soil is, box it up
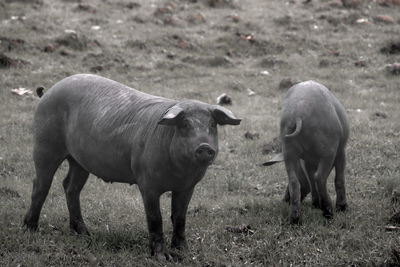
[1,0,398,95]
[1,0,400,265]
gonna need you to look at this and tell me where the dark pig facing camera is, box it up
[23,74,241,260]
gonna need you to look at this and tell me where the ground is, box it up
[1,0,400,266]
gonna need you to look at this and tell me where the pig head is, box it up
[23,74,241,260]
[263,81,349,224]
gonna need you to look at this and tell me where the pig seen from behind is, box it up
[264,81,349,224]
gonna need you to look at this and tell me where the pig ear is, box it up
[262,153,284,166]
[211,105,241,126]
[158,105,184,125]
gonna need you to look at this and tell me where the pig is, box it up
[263,81,349,224]
[23,74,241,260]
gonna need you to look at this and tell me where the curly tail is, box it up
[36,87,44,98]
[285,117,302,138]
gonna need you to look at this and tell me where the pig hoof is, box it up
[22,217,39,232]
[151,241,173,261]
[336,203,348,212]
[70,222,90,235]
[289,216,302,225]
[153,250,173,261]
[322,210,334,220]
[23,222,39,232]
[156,252,173,261]
[171,238,188,251]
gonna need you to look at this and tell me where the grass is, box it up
[1,0,400,266]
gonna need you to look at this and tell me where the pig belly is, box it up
[66,136,136,184]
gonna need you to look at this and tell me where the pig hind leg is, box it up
[23,145,66,231]
[63,156,90,235]
[284,154,302,224]
[334,149,347,211]
[304,162,320,209]
[283,160,311,203]
[299,160,312,201]
[313,156,336,219]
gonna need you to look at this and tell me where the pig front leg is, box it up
[140,189,172,261]
[171,188,194,250]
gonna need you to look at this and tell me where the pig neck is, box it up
[117,101,207,190]
[144,124,208,185]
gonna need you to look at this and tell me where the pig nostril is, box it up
[195,144,216,162]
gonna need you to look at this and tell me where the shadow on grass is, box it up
[85,228,148,253]
[83,229,197,265]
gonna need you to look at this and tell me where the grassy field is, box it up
[1,0,400,266]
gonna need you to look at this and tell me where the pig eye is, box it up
[181,119,191,129]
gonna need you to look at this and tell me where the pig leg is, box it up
[284,155,302,224]
[334,149,347,211]
[140,189,172,261]
[23,146,65,231]
[283,186,290,203]
[304,163,320,209]
[171,188,194,250]
[283,160,310,203]
[63,157,90,235]
[314,156,335,219]
[299,160,311,201]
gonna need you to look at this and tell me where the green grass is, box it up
[1,0,400,266]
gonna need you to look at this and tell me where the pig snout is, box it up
[195,143,216,164]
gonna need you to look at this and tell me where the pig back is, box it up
[35,74,177,183]
[280,81,344,158]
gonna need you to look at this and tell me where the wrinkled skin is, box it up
[263,81,349,224]
[23,74,241,260]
